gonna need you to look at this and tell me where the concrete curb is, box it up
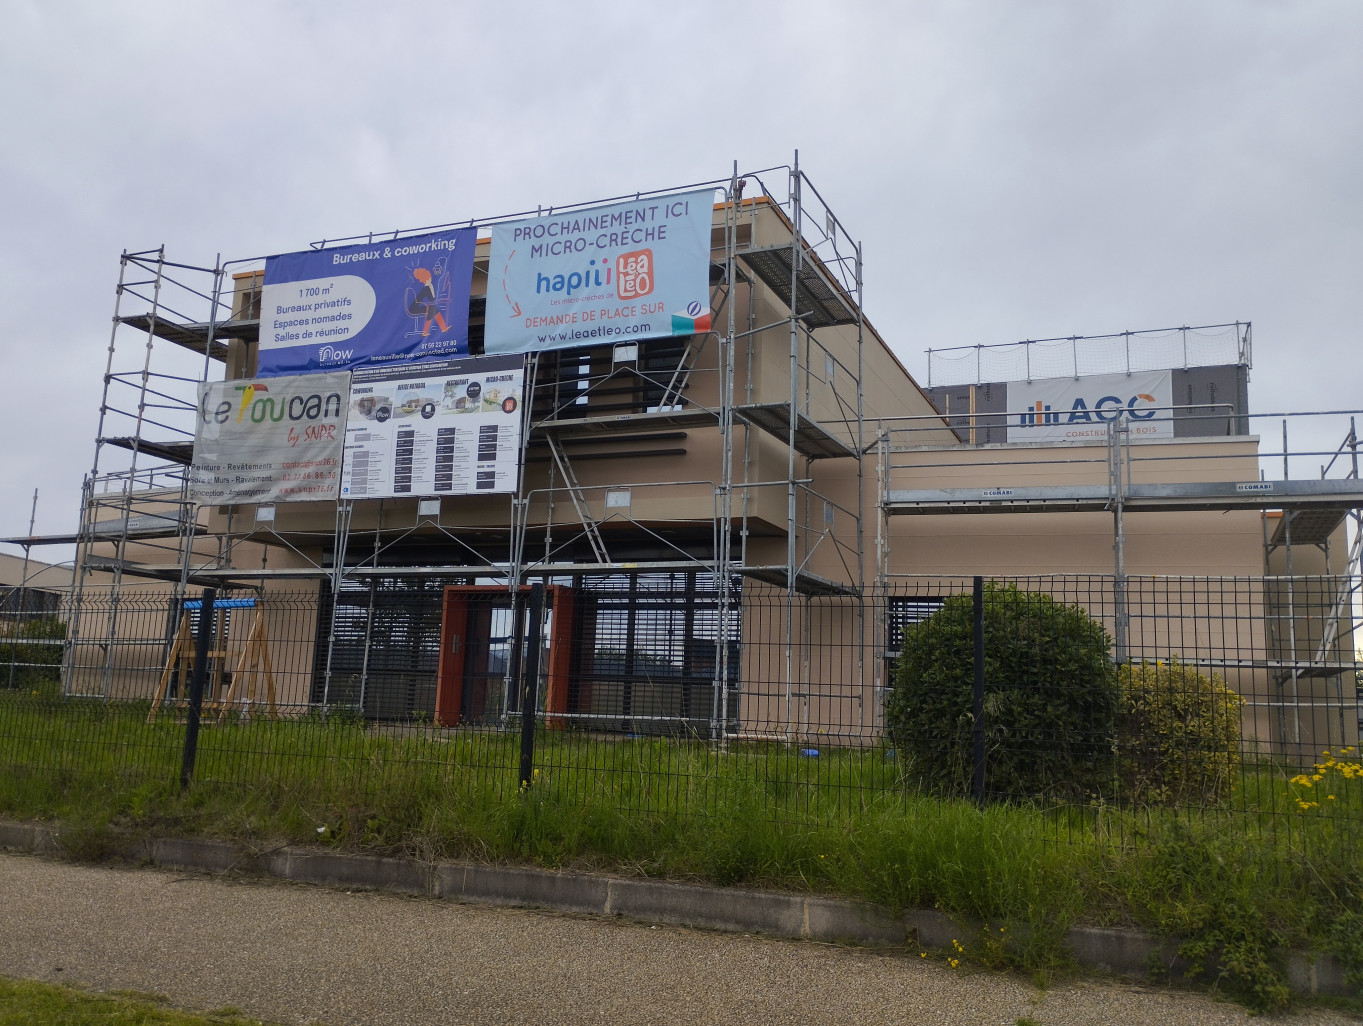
[0,822,1352,998]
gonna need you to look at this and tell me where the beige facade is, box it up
[0,550,71,597]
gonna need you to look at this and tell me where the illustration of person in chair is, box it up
[407,264,451,337]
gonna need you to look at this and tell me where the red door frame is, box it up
[435,585,575,728]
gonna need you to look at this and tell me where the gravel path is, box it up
[0,853,1356,1026]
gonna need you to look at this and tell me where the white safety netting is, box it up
[927,324,1246,387]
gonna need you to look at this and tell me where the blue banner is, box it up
[257,228,477,377]
[484,189,716,354]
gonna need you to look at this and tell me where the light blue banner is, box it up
[484,189,716,354]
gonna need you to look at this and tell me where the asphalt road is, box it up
[0,853,1356,1026]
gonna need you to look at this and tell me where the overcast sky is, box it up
[1,0,1360,561]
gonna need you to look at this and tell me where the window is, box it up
[884,595,945,684]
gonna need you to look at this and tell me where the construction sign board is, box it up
[484,190,715,354]
[257,229,477,377]
[190,372,350,503]
[340,354,525,499]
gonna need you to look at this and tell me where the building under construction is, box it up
[15,161,1361,762]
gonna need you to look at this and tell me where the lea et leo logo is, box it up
[615,249,653,299]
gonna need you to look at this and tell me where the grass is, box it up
[1,687,1361,1012]
[0,975,282,1025]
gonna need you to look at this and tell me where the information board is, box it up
[340,355,525,499]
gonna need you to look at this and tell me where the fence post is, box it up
[972,576,985,805]
[518,582,545,791]
[180,586,216,790]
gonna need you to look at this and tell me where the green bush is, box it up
[884,583,1118,800]
[0,616,65,691]
[1117,657,1244,804]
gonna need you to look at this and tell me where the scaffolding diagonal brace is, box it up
[1314,520,1362,664]
[658,337,699,411]
[544,434,610,565]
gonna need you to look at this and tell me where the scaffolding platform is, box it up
[183,559,748,582]
[118,313,259,361]
[103,437,194,466]
[1268,507,1350,546]
[735,403,857,459]
[884,479,1363,515]
[533,407,719,437]
[3,511,195,548]
[79,556,213,584]
[87,510,191,541]
[186,564,506,582]
[738,564,858,597]
[738,247,857,328]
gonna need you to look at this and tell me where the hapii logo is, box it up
[535,259,613,297]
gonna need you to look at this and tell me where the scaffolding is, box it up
[876,406,1363,757]
[39,159,870,740]
[60,248,228,696]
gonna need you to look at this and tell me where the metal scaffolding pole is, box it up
[714,161,740,743]
[99,248,168,698]
[855,240,867,729]
[1109,413,1130,664]
[784,154,802,740]
[357,500,384,715]
[7,490,38,691]
[66,247,132,695]
[320,499,354,711]
[177,257,226,601]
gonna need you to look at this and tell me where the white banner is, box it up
[1006,370,1173,443]
[484,189,715,354]
[340,355,525,499]
[191,372,350,504]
